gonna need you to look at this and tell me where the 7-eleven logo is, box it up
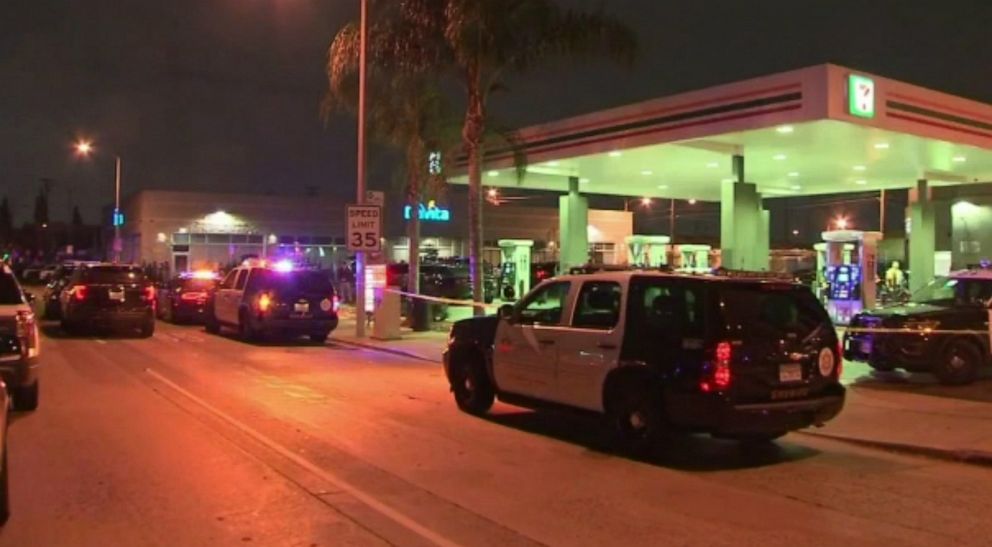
[848,74,875,119]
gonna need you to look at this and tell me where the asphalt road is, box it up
[1,318,991,546]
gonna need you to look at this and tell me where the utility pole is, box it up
[354,0,369,338]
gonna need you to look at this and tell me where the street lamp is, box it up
[74,139,123,263]
[353,0,370,338]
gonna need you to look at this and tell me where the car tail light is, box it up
[73,285,88,301]
[332,295,341,313]
[180,291,206,301]
[700,341,733,393]
[144,286,156,301]
[257,292,273,312]
[16,310,38,357]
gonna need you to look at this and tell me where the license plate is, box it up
[779,363,803,383]
[860,340,872,355]
[771,387,809,400]
[294,302,310,313]
[109,291,125,302]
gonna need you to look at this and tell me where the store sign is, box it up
[428,151,442,175]
[848,74,875,119]
[403,200,451,222]
[112,208,125,227]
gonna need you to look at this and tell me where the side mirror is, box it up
[498,303,515,322]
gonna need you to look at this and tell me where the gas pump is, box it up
[676,244,712,273]
[821,230,882,324]
[498,239,534,301]
[624,235,670,267]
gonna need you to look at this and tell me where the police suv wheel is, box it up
[205,311,220,334]
[934,340,980,386]
[610,385,666,457]
[14,381,39,412]
[451,359,494,416]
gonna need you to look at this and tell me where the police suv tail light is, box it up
[257,292,273,312]
[332,295,341,313]
[144,286,156,302]
[700,341,733,393]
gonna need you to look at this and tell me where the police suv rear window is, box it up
[0,273,23,305]
[82,266,145,284]
[719,284,828,337]
[254,270,334,294]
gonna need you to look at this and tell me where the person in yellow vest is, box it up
[885,261,904,289]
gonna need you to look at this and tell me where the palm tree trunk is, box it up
[464,63,485,314]
[407,173,421,296]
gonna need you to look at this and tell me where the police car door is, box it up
[554,280,624,411]
[493,281,572,400]
[215,270,240,324]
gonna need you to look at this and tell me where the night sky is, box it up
[2,0,990,225]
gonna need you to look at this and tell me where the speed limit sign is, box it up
[347,204,382,252]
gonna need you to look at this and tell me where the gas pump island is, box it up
[818,230,882,324]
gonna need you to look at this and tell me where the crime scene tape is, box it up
[843,327,988,336]
[383,288,498,310]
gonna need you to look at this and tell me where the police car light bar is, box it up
[709,268,797,281]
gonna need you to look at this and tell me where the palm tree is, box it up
[324,17,459,297]
[400,0,638,305]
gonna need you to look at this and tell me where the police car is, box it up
[205,260,339,343]
[845,268,992,385]
[443,270,845,452]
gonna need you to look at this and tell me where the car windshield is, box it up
[912,277,992,306]
[0,273,24,304]
[81,266,146,284]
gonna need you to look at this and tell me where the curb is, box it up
[329,337,438,363]
[800,430,992,468]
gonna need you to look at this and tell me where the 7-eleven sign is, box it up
[848,74,875,119]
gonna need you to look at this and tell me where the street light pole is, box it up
[114,155,122,263]
[354,0,368,338]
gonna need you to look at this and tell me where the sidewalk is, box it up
[803,380,992,465]
[330,317,448,363]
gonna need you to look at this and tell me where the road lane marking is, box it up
[144,368,462,547]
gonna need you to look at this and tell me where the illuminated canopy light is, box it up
[788,172,800,177]
[874,142,890,149]
[773,154,787,161]
[790,185,802,190]
[579,178,590,184]
[546,161,559,167]
[855,179,867,185]
[706,162,719,168]
[487,170,499,177]
[657,184,668,189]
[608,151,622,158]
[776,125,794,134]
[853,165,866,171]
[640,170,653,176]
[952,155,967,163]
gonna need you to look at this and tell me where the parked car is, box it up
[60,264,156,337]
[0,380,10,525]
[444,270,845,453]
[156,271,219,324]
[0,265,40,411]
[205,260,339,343]
[42,261,101,320]
[845,268,992,384]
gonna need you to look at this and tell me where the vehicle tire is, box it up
[205,310,220,334]
[310,332,329,344]
[14,381,39,412]
[139,317,155,338]
[933,339,981,385]
[238,310,259,342]
[608,383,667,457]
[450,357,494,416]
[0,442,8,526]
[60,317,78,335]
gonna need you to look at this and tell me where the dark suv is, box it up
[206,262,339,342]
[443,271,845,453]
[60,264,156,337]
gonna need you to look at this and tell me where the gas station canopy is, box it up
[457,64,992,201]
